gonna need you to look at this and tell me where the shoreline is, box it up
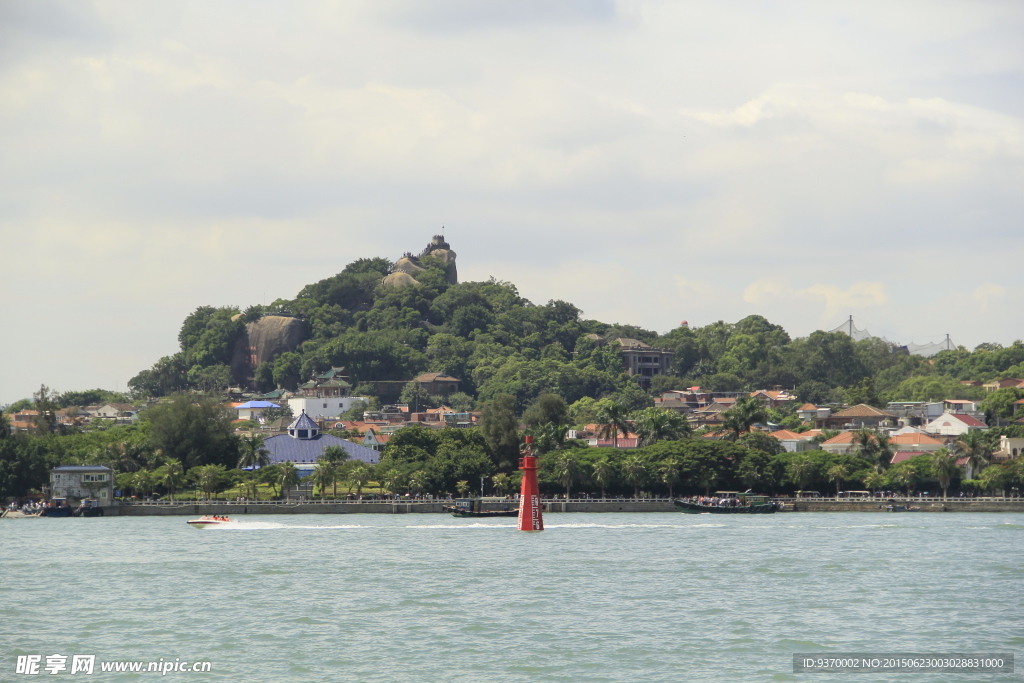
[98,499,1024,515]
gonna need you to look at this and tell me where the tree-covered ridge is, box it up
[124,251,1024,415]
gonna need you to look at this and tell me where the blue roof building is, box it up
[263,411,380,474]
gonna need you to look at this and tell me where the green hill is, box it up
[126,239,1024,417]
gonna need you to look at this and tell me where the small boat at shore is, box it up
[444,498,520,518]
[187,515,232,528]
[886,504,921,512]
[675,494,780,514]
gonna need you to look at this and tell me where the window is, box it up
[298,430,308,438]
[323,403,327,408]
[82,474,107,482]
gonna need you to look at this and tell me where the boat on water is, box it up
[73,499,105,517]
[886,504,921,512]
[38,498,74,517]
[444,497,520,518]
[674,493,781,514]
[187,515,232,528]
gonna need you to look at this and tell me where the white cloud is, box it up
[743,278,889,323]
[1,0,1023,402]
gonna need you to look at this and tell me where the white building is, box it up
[924,412,988,436]
[234,401,281,421]
[50,466,114,504]
[998,435,1024,459]
[768,429,816,453]
[287,396,369,421]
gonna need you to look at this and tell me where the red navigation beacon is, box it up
[517,435,544,532]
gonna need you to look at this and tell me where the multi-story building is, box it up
[613,338,673,378]
[50,465,114,504]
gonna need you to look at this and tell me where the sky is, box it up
[1,0,1022,404]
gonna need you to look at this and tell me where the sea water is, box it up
[1,512,1020,682]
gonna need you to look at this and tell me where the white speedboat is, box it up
[187,515,232,528]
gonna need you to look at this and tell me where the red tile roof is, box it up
[831,404,894,418]
[770,429,813,440]
[798,403,817,411]
[822,431,860,445]
[947,413,986,428]
[891,451,927,464]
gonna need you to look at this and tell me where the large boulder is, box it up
[230,316,307,384]
[381,271,422,288]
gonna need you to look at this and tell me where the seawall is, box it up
[786,500,1024,513]
[111,499,1024,515]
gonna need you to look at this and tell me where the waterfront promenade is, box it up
[111,496,1024,515]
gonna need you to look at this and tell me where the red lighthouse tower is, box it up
[517,436,544,532]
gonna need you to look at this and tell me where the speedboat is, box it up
[187,515,232,528]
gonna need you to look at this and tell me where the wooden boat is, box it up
[445,498,519,518]
[675,494,779,514]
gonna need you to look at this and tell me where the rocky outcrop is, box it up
[381,271,422,288]
[385,235,458,288]
[230,315,307,384]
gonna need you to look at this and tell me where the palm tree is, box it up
[863,471,884,496]
[853,428,894,473]
[456,480,471,497]
[930,448,958,500]
[530,422,570,455]
[162,459,184,501]
[621,454,647,498]
[129,470,153,499]
[491,473,511,496]
[591,458,614,499]
[875,433,895,473]
[954,430,992,479]
[787,454,817,491]
[313,461,335,500]
[379,468,400,497]
[659,459,681,499]
[853,427,877,469]
[635,408,690,446]
[194,465,226,500]
[407,470,428,495]
[279,461,300,499]
[321,446,351,497]
[105,441,144,473]
[826,464,849,498]
[596,401,631,449]
[350,464,370,497]
[979,464,1010,496]
[889,464,919,497]
[555,452,579,499]
[237,434,271,471]
[242,471,260,500]
[722,397,769,440]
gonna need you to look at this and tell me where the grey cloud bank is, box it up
[1,0,1022,403]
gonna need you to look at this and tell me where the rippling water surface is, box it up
[2,512,1021,682]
